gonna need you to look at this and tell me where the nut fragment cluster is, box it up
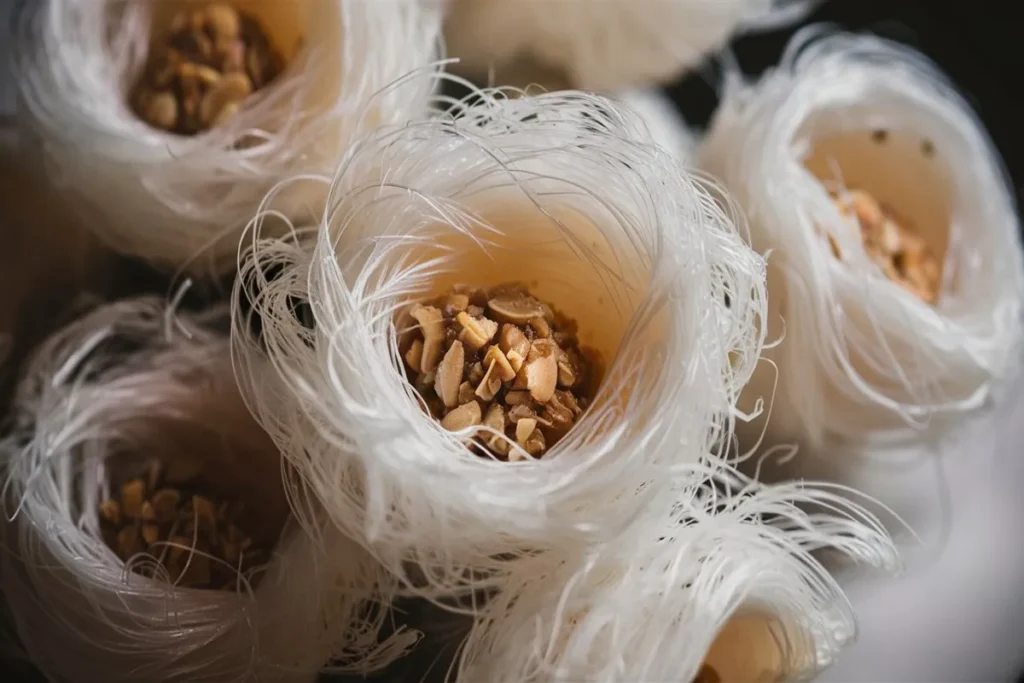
[131,3,284,135]
[828,189,941,303]
[98,460,269,590]
[400,284,600,460]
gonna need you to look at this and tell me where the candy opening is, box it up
[803,127,956,303]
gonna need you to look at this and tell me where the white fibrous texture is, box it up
[232,89,768,591]
[613,88,696,164]
[11,0,441,272]
[455,467,899,683]
[699,32,1024,452]
[0,298,415,683]
[442,0,813,91]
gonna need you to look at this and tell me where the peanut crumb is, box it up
[441,401,482,431]
[829,189,941,304]
[434,341,465,408]
[130,3,286,135]
[98,463,269,591]
[400,283,601,460]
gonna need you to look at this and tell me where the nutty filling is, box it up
[828,189,941,304]
[400,284,601,460]
[98,460,270,591]
[131,3,285,135]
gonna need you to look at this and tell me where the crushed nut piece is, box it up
[411,305,445,373]
[475,360,503,401]
[405,339,424,373]
[457,381,476,405]
[488,290,547,323]
[525,429,546,456]
[483,345,516,382]
[507,404,536,424]
[400,284,601,460]
[130,3,285,135]
[499,324,530,359]
[505,349,525,374]
[140,91,178,130]
[830,189,941,304]
[515,417,537,444]
[468,362,485,385]
[482,404,509,455]
[434,341,465,408]
[205,3,241,37]
[511,426,546,461]
[98,461,269,591]
[441,401,482,431]
[529,316,551,338]
[543,390,576,428]
[142,523,160,547]
[511,364,529,390]
[198,71,252,128]
[120,479,145,518]
[557,352,577,388]
[446,293,470,313]
[505,390,530,406]
[525,339,559,403]
[456,311,499,350]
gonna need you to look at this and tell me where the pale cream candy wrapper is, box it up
[699,31,1024,453]
[11,0,441,272]
[453,471,897,683]
[1,298,415,683]
[232,88,768,592]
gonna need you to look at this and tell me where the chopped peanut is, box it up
[400,284,601,460]
[830,189,941,304]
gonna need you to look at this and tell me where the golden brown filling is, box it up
[401,284,601,460]
[829,189,941,304]
[131,3,284,135]
[98,460,269,590]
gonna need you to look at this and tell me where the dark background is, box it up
[4,1,1023,681]
[664,0,1024,203]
